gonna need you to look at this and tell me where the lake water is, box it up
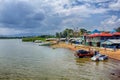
[0,39,120,80]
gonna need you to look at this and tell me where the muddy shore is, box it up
[52,42,120,60]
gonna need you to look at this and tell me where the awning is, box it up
[91,29,100,34]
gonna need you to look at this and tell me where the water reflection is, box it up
[75,57,120,80]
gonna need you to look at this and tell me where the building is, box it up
[86,31,120,48]
[101,39,120,49]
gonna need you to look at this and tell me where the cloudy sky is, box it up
[0,0,120,36]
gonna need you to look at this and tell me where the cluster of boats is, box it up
[74,49,108,61]
[34,40,108,61]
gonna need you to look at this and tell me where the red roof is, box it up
[88,33,99,37]
[113,32,120,35]
[88,32,113,37]
[99,32,113,37]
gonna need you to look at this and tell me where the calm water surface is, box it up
[0,39,120,80]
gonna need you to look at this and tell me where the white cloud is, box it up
[101,15,120,30]
[28,0,108,17]
[55,4,107,17]
[0,0,120,35]
[109,0,120,11]
[78,0,110,3]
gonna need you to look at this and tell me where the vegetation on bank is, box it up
[22,35,55,42]
[22,37,45,42]
[115,27,120,32]
[55,27,120,38]
[56,28,91,38]
[2,27,119,42]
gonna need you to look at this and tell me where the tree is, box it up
[115,27,120,32]
[63,29,68,38]
[59,32,63,38]
[56,32,60,38]
[67,29,74,37]
[62,28,74,38]
[79,28,87,35]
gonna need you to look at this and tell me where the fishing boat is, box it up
[74,50,94,58]
[91,53,108,61]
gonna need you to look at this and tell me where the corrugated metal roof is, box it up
[109,39,120,44]
[102,39,120,44]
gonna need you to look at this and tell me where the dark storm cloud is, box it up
[0,1,45,29]
[0,0,120,36]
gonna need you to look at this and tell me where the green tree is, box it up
[79,28,87,35]
[67,29,74,37]
[62,28,74,38]
[63,29,68,38]
[115,27,120,32]
[56,32,60,38]
[60,32,63,38]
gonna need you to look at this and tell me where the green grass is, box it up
[22,37,46,42]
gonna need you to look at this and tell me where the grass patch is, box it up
[22,37,46,42]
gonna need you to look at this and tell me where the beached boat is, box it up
[39,42,52,46]
[91,54,108,61]
[34,40,42,43]
[39,42,56,46]
[74,50,94,58]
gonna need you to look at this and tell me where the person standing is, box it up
[113,46,116,52]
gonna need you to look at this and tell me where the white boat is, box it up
[34,40,42,43]
[91,54,108,61]
[39,42,51,46]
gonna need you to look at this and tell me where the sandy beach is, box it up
[52,42,120,60]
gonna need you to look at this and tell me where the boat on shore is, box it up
[39,42,57,46]
[34,40,42,43]
[39,42,52,46]
[91,53,108,61]
[74,49,94,58]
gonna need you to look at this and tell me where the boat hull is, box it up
[91,54,108,61]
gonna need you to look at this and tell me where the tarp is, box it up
[110,29,116,33]
[91,29,100,34]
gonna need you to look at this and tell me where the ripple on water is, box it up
[0,39,120,80]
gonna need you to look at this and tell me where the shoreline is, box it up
[51,42,120,61]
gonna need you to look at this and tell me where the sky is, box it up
[0,0,120,36]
